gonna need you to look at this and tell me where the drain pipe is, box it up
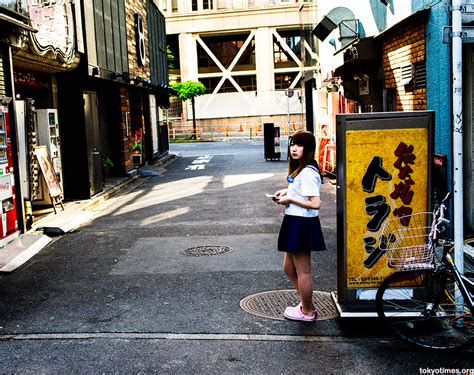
[451,0,464,274]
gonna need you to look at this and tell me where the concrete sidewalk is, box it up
[0,153,177,272]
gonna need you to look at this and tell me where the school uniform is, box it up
[278,162,327,253]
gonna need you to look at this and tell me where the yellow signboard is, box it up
[345,127,429,288]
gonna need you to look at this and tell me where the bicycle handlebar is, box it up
[441,192,452,204]
[432,192,451,240]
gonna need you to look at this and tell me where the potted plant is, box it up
[101,156,114,178]
[131,130,142,166]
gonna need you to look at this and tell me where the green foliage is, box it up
[167,45,175,69]
[171,81,206,101]
[101,157,114,168]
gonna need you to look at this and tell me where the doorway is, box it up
[83,91,103,196]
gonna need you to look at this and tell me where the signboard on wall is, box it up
[336,111,433,314]
[149,94,159,154]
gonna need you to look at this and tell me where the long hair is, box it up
[288,130,316,179]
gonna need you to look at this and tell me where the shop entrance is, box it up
[83,91,103,196]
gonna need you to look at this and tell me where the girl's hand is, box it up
[276,195,292,205]
[274,189,287,198]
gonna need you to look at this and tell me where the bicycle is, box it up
[375,193,474,350]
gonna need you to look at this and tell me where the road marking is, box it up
[185,164,205,170]
[0,332,393,343]
[185,155,213,170]
[191,160,210,164]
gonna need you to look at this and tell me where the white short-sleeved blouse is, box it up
[284,166,321,217]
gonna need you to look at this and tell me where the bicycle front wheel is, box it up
[376,269,474,350]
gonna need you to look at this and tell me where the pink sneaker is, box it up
[284,304,316,322]
[297,302,318,318]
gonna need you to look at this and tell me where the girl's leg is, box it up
[283,252,299,295]
[291,252,313,315]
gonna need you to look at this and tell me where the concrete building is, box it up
[161,0,317,139]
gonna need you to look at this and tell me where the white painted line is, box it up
[1,332,371,343]
[185,164,205,170]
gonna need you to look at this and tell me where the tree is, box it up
[166,45,175,69]
[171,81,206,138]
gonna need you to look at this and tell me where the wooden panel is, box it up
[90,0,128,73]
[118,0,128,73]
[94,0,107,67]
[110,0,122,72]
[103,0,115,70]
[147,2,168,84]
[83,0,97,65]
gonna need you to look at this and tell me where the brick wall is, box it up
[125,1,150,79]
[383,21,426,111]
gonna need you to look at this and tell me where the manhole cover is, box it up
[181,245,233,257]
[240,290,339,321]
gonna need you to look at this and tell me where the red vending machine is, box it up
[0,107,19,246]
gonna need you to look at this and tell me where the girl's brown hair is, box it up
[288,130,316,178]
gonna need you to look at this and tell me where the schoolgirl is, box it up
[273,130,326,322]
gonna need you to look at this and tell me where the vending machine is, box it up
[0,107,19,245]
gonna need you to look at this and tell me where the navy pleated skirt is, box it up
[278,215,326,253]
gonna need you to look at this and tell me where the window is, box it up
[203,0,213,10]
[161,0,167,12]
[192,0,198,11]
[201,78,237,93]
[199,34,254,70]
[234,75,257,91]
[30,0,56,7]
[274,72,298,90]
[201,75,256,93]
[172,0,178,12]
[273,31,301,68]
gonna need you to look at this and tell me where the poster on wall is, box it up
[149,94,159,155]
[336,111,433,312]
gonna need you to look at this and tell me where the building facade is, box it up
[0,0,172,243]
[57,0,172,200]
[162,0,317,138]
[311,0,471,233]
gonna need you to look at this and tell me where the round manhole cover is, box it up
[240,290,339,321]
[181,245,233,257]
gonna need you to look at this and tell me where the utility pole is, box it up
[285,87,294,141]
[451,0,464,276]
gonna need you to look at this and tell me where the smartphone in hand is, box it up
[266,193,279,202]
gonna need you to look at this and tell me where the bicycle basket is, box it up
[380,212,434,270]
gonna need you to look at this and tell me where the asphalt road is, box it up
[0,141,472,374]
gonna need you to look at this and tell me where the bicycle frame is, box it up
[445,251,474,313]
[427,192,473,314]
